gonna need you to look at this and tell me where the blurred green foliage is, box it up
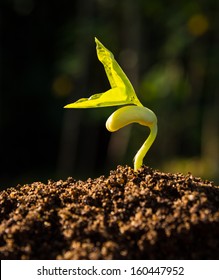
[1,0,219,188]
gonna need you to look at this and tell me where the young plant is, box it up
[64,38,157,171]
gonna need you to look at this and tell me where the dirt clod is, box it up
[0,165,219,259]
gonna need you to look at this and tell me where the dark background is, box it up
[1,0,219,189]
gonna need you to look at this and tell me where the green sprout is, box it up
[64,38,157,171]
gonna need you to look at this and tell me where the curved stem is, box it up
[133,123,157,171]
[106,105,157,171]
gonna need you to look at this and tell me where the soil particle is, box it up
[0,165,219,259]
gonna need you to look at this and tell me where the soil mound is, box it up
[0,165,219,259]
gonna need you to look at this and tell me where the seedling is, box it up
[64,38,157,171]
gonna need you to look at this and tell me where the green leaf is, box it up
[64,38,142,108]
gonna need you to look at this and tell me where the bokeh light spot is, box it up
[187,14,209,37]
[52,75,73,97]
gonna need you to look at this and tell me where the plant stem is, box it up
[134,123,157,171]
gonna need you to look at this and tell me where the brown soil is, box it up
[0,165,219,260]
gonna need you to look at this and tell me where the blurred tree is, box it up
[57,0,96,178]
